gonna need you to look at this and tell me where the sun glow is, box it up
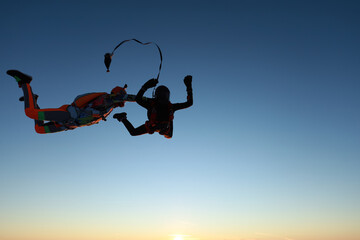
[173,235,184,240]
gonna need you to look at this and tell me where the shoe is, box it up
[19,94,38,102]
[6,70,32,88]
[113,112,127,122]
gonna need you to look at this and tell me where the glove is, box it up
[143,78,158,89]
[184,75,192,88]
[113,112,127,122]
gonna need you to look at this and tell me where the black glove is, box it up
[143,78,158,89]
[184,75,192,88]
[113,112,127,122]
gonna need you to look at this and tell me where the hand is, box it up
[113,112,127,122]
[184,75,192,87]
[143,78,158,89]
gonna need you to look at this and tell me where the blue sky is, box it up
[1,1,360,240]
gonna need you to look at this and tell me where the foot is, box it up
[19,94,38,102]
[113,112,127,122]
[6,70,32,88]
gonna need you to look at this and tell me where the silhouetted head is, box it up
[155,85,170,104]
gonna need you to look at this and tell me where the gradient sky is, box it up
[1,1,360,240]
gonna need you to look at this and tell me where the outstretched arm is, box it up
[136,78,158,108]
[173,75,193,111]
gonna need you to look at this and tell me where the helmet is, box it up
[111,86,126,95]
[111,86,126,107]
[155,85,170,103]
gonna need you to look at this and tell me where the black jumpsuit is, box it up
[121,81,193,138]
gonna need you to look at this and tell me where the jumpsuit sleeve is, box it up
[172,83,193,111]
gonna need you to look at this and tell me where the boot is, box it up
[7,70,32,88]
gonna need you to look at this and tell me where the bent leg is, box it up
[34,120,67,134]
[21,83,70,122]
[122,119,147,136]
[163,122,173,139]
[31,100,68,134]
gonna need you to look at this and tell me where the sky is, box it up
[0,1,360,240]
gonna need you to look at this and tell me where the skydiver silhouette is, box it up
[113,75,193,139]
[7,70,128,134]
